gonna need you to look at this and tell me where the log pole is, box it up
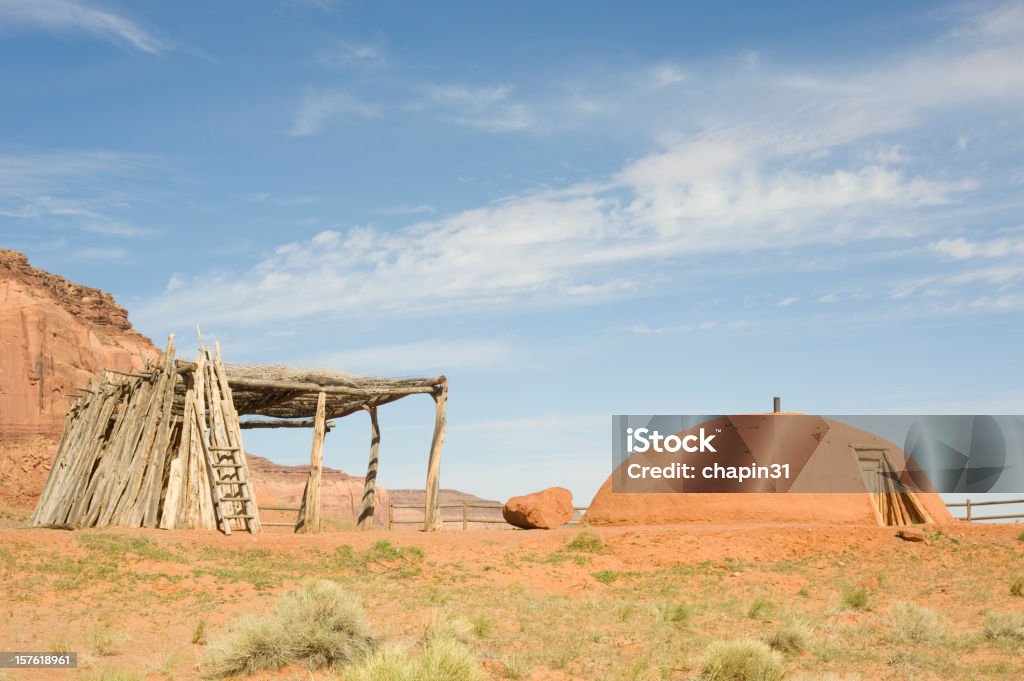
[295,391,327,534]
[423,378,448,532]
[357,406,380,530]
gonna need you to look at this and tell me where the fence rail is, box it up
[387,500,588,530]
[947,498,1024,522]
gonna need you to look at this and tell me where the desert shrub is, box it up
[421,635,485,681]
[1011,576,1024,597]
[275,580,373,668]
[343,645,419,681]
[656,601,692,626]
[767,618,812,653]
[48,637,73,654]
[191,619,208,645]
[592,570,619,584]
[840,587,870,611]
[205,615,293,676]
[91,621,128,656]
[565,530,604,553]
[470,615,493,638]
[342,638,484,681]
[747,597,774,620]
[501,654,532,680]
[1017,529,1024,543]
[205,580,373,676]
[885,602,946,644]
[425,612,474,645]
[984,611,1024,642]
[700,639,784,681]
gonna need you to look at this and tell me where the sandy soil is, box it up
[2,516,1024,680]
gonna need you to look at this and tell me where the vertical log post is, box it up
[966,498,972,522]
[423,377,448,532]
[357,405,380,530]
[295,391,327,534]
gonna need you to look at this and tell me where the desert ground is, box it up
[3,503,1024,681]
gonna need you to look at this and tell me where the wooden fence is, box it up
[388,500,588,530]
[947,498,1024,522]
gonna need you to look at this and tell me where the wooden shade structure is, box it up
[32,336,449,534]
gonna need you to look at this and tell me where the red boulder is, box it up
[503,487,573,529]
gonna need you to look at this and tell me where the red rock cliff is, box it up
[0,250,158,435]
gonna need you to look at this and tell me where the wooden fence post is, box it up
[966,498,972,522]
[462,500,468,530]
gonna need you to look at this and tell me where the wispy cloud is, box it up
[142,3,1024,330]
[315,40,389,69]
[376,204,436,216]
[930,235,1024,259]
[288,91,378,136]
[421,83,534,132]
[0,0,167,53]
[0,149,157,238]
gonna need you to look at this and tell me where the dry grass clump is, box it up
[885,602,947,644]
[90,620,128,656]
[700,639,784,681]
[766,617,812,653]
[984,611,1024,642]
[204,580,374,677]
[1010,576,1024,597]
[342,634,484,681]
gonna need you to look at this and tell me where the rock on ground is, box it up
[503,487,573,529]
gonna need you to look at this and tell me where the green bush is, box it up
[700,639,784,681]
[840,587,869,611]
[565,530,604,553]
[592,570,619,584]
[204,580,374,676]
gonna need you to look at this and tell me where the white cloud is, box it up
[778,297,799,307]
[421,83,534,132]
[376,204,436,216]
[140,3,1024,330]
[930,236,1024,259]
[0,150,156,237]
[646,63,689,89]
[0,0,166,53]
[315,41,388,68]
[288,91,378,136]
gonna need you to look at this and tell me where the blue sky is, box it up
[2,0,1023,504]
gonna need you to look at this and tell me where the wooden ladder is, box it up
[207,445,258,534]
